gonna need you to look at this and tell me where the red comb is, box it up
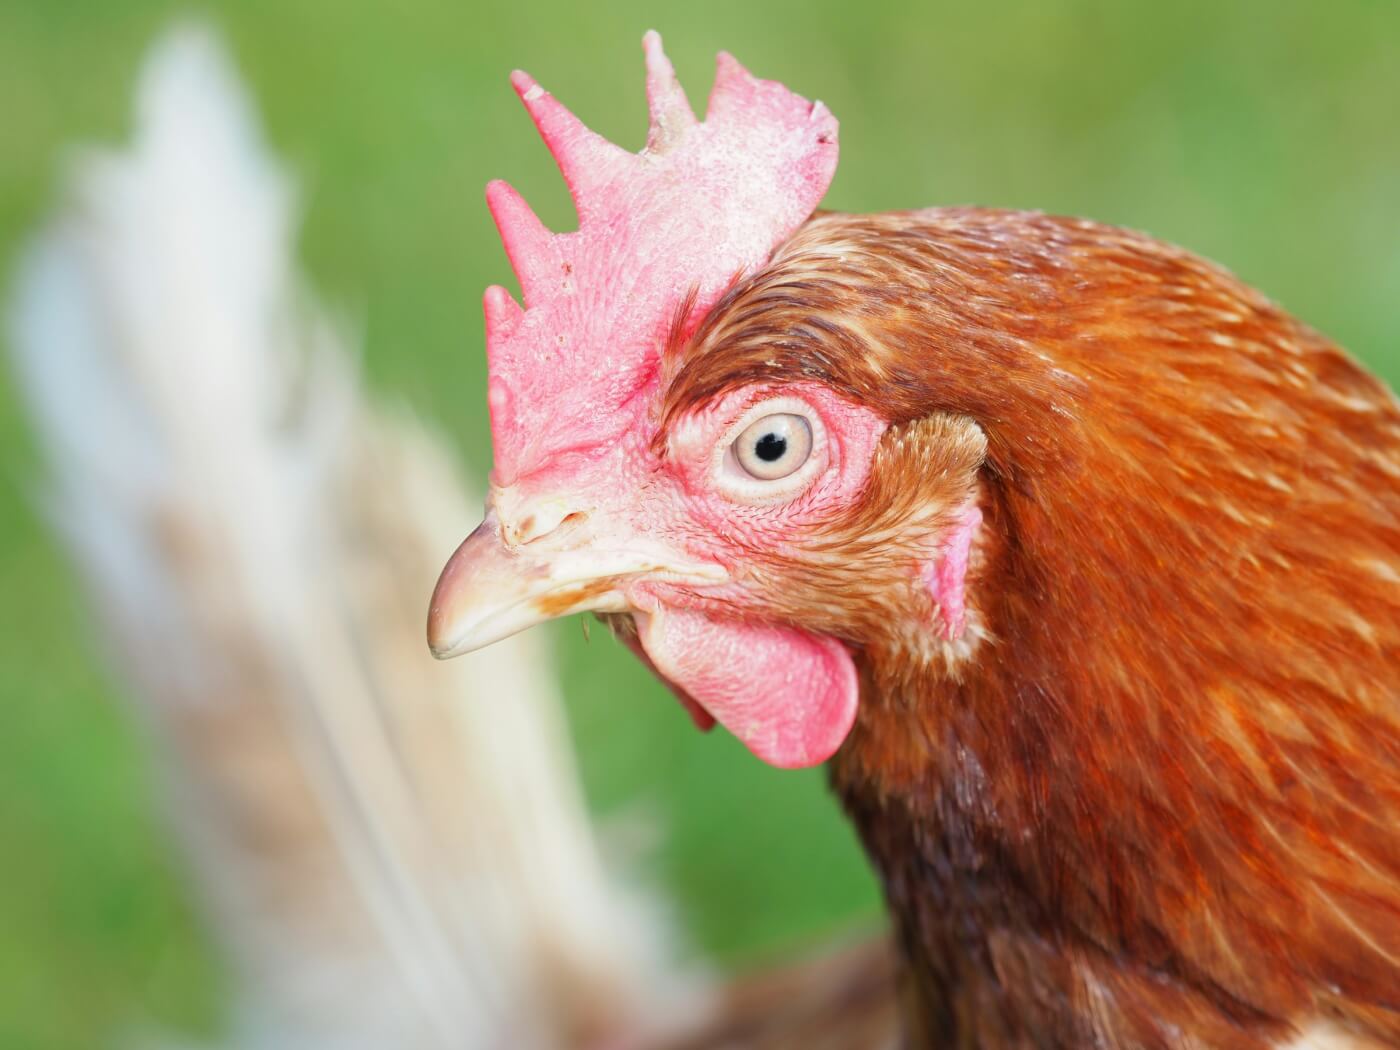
[483,31,838,483]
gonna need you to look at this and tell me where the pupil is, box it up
[754,432,787,462]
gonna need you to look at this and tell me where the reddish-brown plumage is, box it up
[666,209,1400,1047]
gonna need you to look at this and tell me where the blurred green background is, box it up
[2,2,1398,1047]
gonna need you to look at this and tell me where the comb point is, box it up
[706,50,762,123]
[485,179,552,306]
[483,284,525,346]
[642,30,696,154]
[509,69,631,220]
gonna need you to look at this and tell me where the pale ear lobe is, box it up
[922,502,983,640]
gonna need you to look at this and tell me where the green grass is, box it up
[1,1,1398,1046]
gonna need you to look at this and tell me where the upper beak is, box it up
[427,509,724,659]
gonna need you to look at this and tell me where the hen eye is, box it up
[733,413,813,480]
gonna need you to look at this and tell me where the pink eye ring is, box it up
[734,413,813,480]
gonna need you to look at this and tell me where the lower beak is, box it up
[426,511,724,659]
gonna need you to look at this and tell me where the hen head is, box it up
[427,35,980,768]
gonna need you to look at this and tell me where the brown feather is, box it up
[664,209,1400,1047]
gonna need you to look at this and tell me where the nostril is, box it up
[521,510,587,545]
[509,507,588,546]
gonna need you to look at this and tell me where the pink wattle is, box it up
[635,608,859,769]
[613,626,717,732]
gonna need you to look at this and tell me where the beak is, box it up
[427,509,725,659]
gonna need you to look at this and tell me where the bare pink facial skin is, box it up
[433,35,973,769]
[491,381,891,768]
[630,383,890,767]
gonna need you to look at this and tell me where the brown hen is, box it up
[674,207,1400,1047]
[428,36,1400,1049]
